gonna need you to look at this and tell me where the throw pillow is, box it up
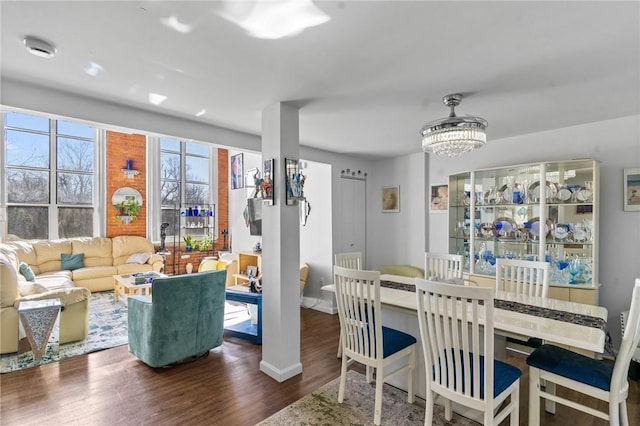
[126,252,152,265]
[18,282,48,296]
[61,253,84,271]
[18,262,36,282]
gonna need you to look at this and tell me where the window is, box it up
[159,138,212,241]
[3,111,97,240]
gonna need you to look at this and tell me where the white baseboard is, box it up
[301,296,337,314]
[259,359,303,382]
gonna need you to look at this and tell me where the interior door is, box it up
[338,177,366,266]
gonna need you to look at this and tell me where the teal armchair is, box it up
[127,270,226,367]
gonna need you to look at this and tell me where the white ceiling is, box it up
[1,1,639,159]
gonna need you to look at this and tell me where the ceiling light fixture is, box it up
[218,0,330,40]
[23,36,57,59]
[420,94,487,157]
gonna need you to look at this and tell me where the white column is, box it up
[259,102,302,381]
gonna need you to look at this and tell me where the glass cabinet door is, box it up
[449,159,598,287]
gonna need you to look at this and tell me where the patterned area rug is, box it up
[1,291,128,373]
[257,370,480,426]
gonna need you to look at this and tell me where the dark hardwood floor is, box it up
[1,307,638,425]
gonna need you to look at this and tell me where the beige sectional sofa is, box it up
[0,235,163,354]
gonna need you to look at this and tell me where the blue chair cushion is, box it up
[381,326,416,358]
[436,350,521,399]
[526,344,613,391]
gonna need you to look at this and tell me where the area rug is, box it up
[257,370,480,426]
[0,291,128,373]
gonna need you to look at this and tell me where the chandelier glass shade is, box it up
[420,94,487,157]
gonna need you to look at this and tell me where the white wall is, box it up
[299,160,333,301]
[228,150,262,253]
[427,115,640,347]
[367,153,427,270]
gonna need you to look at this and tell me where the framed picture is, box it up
[230,153,244,189]
[430,184,449,212]
[263,159,274,205]
[624,167,640,211]
[285,158,302,206]
[382,186,400,213]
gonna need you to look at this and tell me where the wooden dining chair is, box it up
[334,265,416,426]
[527,278,640,426]
[425,252,463,281]
[415,278,522,425]
[334,252,362,270]
[495,258,550,298]
[334,252,363,357]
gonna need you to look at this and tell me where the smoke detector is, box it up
[23,36,57,58]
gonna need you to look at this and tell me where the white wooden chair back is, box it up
[333,265,382,363]
[415,279,495,408]
[612,279,640,394]
[425,252,463,280]
[528,278,640,425]
[496,258,550,298]
[334,252,362,270]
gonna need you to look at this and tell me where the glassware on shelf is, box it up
[568,257,587,285]
[552,258,571,284]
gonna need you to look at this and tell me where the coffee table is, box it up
[113,272,165,302]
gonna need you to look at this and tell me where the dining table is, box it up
[322,273,609,403]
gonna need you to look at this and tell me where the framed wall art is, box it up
[430,184,449,212]
[382,186,400,213]
[285,158,304,206]
[624,167,640,211]
[230,153,244,190]
[262,159,274,205]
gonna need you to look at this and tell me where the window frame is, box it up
[148,136,217,245]
[1,110,103,241]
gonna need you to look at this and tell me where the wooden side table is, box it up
[18,299,62,363]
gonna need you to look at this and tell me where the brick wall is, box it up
[216,148,229,253]
[106,131,147,238]
[105,135,230,274]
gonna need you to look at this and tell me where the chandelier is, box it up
[420,94,487,157]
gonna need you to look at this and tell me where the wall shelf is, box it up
[121,169,140,179]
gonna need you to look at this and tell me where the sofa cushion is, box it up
[1,241,39,273]
[112,236,155,266]
[19,262,36,282]
[71,237,113,267]
[35,272,75,291]
[71,265,118,282]
[127,252,152,264]
[116,263,154,276]
[33,240,72,273]
[61,253,84,271]
[18,281,48,296]
[0,254,20,308]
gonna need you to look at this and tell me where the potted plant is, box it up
[183,234,194,252]
[200,234,212,252]
[114,198,141,224]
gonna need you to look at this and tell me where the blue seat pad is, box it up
[526,344,613,391]
[435,350,521,399]
[381,326,416,358]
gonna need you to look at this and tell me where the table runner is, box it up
[381,280,614,355]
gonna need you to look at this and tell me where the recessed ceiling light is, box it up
[148,93,167,106]
[195,109,206,117]
[23,36,57,58]
[84,61,104,76]
[161,15,193,34]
